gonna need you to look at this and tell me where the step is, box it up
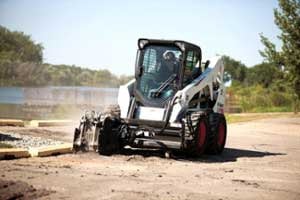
[133,138,181,149]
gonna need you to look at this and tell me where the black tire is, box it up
[98,116,121,156]
[206,113,227,155]
[185,114,209,157]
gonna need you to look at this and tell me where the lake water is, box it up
[0,87,119,119]
[0,87,119,106]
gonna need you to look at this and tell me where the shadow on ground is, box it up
[193,148,285,163]
[119,147,285,163]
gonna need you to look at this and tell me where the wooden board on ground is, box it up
[29,143,73,157]
[29,120,73,127]
[0,148,30,159]
[0,119,24,127]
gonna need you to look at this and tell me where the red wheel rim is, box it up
[198,121,206,148]
[217,122,225,146]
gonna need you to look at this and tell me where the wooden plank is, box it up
[0,148,30,159]
[0,119,24,127]
[29,143,73,157]
[29,120,73,127]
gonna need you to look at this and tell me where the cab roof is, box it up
[138,38,202,56]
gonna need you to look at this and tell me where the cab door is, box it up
[183,50,201,86]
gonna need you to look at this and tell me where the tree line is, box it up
[0,25,132,87]
[223,55,294,112]
[223,0,299,113]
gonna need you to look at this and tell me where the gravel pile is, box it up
[0,132,64,149]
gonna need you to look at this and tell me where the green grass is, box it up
[248,106,292,113]
[226,112,299,123]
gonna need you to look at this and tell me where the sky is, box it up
[0,0,281,75]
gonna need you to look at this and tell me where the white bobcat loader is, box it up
[73,38,227,156]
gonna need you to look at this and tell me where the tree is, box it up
[222,55,247,84]
[0,26,43,63]
[260,0,300,113]
[246,62,283,88]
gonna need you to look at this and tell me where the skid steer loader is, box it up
[73,38,227,156]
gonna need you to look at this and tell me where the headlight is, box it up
[138,39,149,49]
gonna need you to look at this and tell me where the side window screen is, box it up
[186,51,198,70]
[184,50,200,85]
[142,48,156,73]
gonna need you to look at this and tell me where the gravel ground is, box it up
[0,132,64,149]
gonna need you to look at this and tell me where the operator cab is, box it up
[135,38,202,108]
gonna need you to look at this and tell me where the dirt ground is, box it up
[0,116,300,200]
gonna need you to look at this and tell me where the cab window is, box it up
[142,48,157,73]
[184,50,200,85]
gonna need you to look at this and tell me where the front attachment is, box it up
[73,111,101,152]
[73,105,121,153]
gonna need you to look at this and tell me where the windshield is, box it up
[136,45,182,105]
